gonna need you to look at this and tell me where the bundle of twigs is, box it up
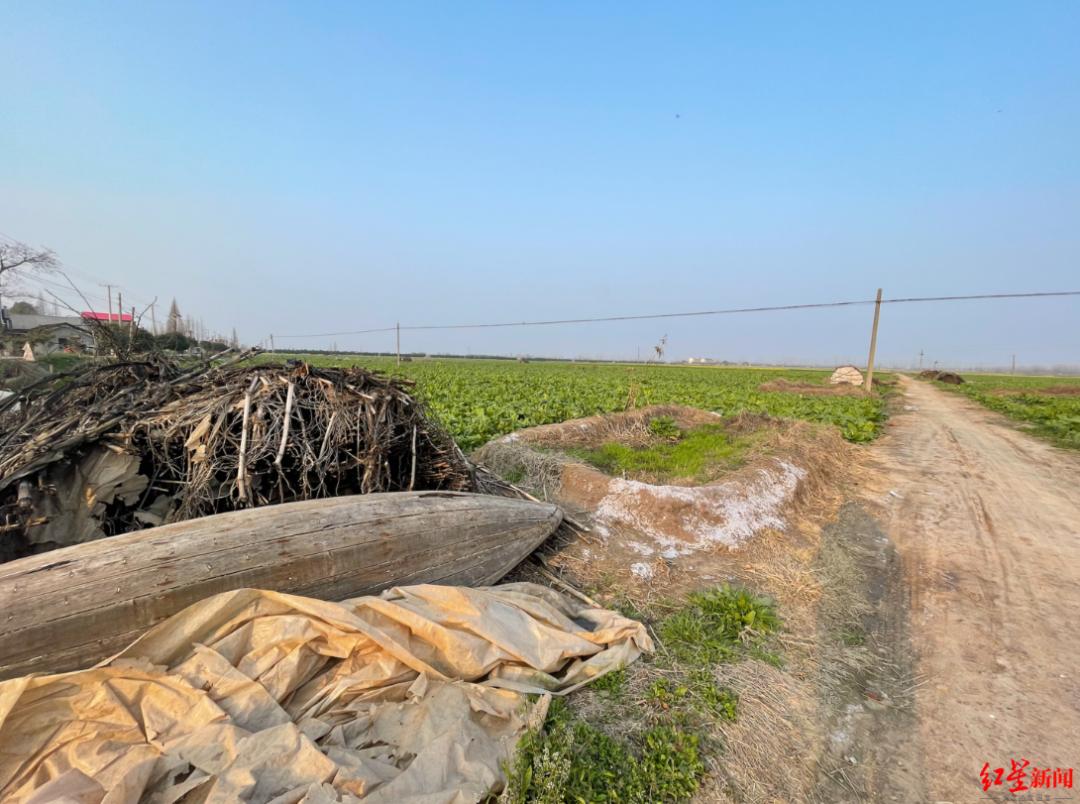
[0,355,471,559]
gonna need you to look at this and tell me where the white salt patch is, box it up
[630,562,654,580]
[595,459,806,554]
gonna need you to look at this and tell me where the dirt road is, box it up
[874,379,1080,802]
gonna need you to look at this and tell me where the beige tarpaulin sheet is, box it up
[0,583,651,803]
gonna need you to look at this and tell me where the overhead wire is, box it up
[273,290,1080,339]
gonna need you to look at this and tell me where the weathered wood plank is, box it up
[0,491,562,679]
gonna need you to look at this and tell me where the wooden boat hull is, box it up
[0,491,562,679]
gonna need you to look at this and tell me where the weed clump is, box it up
[647,415,681,440]
[658,585,781,665]
[503,585,782,803]
[648,672,739,722]
[590,668,626,697]
[503,698,704,804]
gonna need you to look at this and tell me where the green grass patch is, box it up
[590,668,627,697]
[567,423,761,484]
[503,585,781,803]
[648,671,739,722]
[940,374,1080,448]
[502,698,704,804]
[657,585,781,665]
[647,415,681,439]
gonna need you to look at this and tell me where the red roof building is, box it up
[81,311,134,323]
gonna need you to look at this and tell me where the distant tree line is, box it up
[85,324,229,355]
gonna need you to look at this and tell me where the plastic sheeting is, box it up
[0,583,651,803]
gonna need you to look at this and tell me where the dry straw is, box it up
[0,354,471,558]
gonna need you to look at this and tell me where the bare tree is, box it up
[0,240,59,312]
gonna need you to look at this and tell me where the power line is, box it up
[277,325,400,339]
[274,290,1080,339]
[17,275,109,308]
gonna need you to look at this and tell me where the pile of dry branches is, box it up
[0,355,471,559]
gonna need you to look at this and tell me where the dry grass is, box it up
[700,660,821,802]
[473,440,570,502]
[0,358,472,556]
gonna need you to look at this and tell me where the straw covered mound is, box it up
[0,357,471,560]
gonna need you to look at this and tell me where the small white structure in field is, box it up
[829,365,864,386]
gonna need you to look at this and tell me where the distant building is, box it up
[81,311,133,324]
[0,308,95,356]
[686,357,717,365]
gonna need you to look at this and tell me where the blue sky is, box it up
[2,1,1078,367]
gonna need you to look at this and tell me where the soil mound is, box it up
[507,404,724,449]
[476,405,850,564]
[918,370,965,384]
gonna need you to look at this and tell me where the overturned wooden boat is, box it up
[0,491,562,679]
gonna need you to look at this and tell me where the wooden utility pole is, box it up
[865,288,883,394]
[116,291,122,326]
[104,285,113,319]
[150,302,157,336]
[269,334,275,353]
[129,306,136,345]
[396,322,401,366]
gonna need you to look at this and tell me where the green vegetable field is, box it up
[281,355,888,450]
[939,374,1080,448]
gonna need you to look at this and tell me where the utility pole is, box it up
[116,291,122,327]
[918,349,924,370]
[150,302,157,336]
[865,288,883,393]
[129,306,136,346]
[1011,354,1017,375]
[269,334,275,353]
[396,322,401,366]
[102,284,113,320]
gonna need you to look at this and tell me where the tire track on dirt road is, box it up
[871,378,1080,802]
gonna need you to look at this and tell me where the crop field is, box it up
[280,355,888,450]
[940,374,1080,448]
